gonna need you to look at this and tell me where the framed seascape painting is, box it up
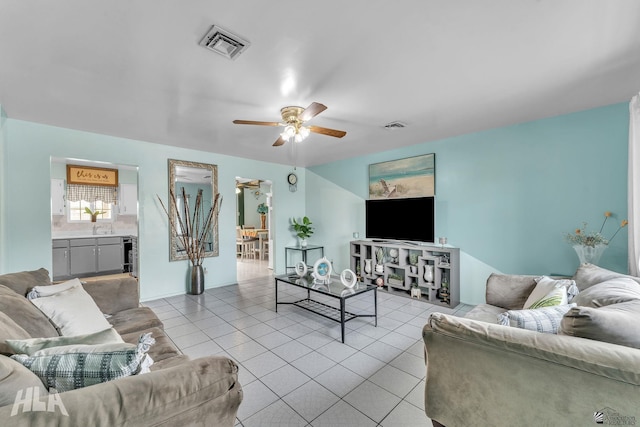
[369,153,435,199]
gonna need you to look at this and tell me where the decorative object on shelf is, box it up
[157,186,222,295]
[387,273,403,286]
[368,153,435,199]
[565,212,628,265]
[411,286,421,298]
[287,172,298,192]
[364,259,373,275]
[409,252,418,273]
[375,247,385,273]
[312,257,332,284]
[294,261,307,277]
[439,237,447,247]
[438,276,450,304]
[375,277,384,287]
[424,264,434,284]
[352,232,359,239]
[291,216,314,247]
[340,269,357,288]
[257,203,268,229]
[388,248,399,263]
[84,207,105,223]
[439,254,450,267]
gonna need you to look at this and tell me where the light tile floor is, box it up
[143,263,473,427]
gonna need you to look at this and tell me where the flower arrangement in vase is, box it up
[257,203,268,229]
[565,211,628,265]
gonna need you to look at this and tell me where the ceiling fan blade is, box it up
[272,135,287,146]
[309,126,347,138]
[233,120,281,126]
[298,102,327,122]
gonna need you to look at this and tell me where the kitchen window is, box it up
[68,200,113,222]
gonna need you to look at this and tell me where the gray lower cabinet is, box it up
[53,237,124,280]
[97,237,123,272]
[52,240,70,279]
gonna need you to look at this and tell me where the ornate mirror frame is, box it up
[168,159,219,261]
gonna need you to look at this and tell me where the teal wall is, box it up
[0,119,304,301]
[309,103,629,304]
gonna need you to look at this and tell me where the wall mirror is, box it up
[168,159,219,261]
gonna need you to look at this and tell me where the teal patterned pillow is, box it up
[498,304,576,334]
[11,333,154,392]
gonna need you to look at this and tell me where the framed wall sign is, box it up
[67,165,119,187]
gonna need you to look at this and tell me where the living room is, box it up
[1,2,639,426]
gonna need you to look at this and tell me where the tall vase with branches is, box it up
[158,187,222,294]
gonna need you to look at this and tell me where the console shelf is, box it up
[350,240,460,307]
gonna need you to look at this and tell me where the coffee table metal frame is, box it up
[275,274,377,343]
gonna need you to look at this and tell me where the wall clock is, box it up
[287,173,298,192]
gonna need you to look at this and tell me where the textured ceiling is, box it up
[1,1,639,166]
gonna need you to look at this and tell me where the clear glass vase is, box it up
[573,244,607,265]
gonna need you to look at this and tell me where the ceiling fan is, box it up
[233,102,347,146]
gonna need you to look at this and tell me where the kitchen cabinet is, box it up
[54,237,125,280]
[69,239,97,276]
[97,237,123,272]
[51,179,66,215]
[52,240,70,279]
[119,183,137,215]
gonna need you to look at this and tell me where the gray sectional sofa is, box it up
[0,268,242,426]
[423,263,640,427]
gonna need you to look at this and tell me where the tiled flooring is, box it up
[143,259,473,426]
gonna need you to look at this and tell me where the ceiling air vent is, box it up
[199,25,250,60]
[384,121,408,130]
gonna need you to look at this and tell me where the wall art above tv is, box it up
[368,153,435,200]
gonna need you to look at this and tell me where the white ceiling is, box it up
[1,1,639,167]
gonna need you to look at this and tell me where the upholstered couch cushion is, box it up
[559,300,640,349]
[0,355,48,407]
[121,327,180,363]
[572,263,640,291]
[108,307,164,335]
[0,312,31,356]
[0,285,58,339]
[0,268,51,297]
[485,273,537,310]
[574,277,640,307]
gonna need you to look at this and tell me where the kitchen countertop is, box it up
[52,232,138,239]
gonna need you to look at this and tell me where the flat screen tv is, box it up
[365,197,435,243]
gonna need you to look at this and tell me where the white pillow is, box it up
[27,278,82,299]
[29,283,111,336]
[524,277,570,309]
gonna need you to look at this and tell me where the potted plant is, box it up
[157,187,222,295]
[84,207,105,223]
[291,216,313,247]
[257,203,268,229]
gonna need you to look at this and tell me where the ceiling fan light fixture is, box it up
[298,126,310,139]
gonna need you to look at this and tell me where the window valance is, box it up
[67,184,117,204]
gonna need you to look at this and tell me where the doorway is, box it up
[236,177,273,280]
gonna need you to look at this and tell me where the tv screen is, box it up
[365,197,435,243]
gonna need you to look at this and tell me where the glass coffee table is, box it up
[275,273,377,343]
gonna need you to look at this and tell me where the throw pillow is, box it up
[29,282,111,336]
[0,268,52,297]
[0,286,59,339]
[11,333,155,392]
[523,277,573,309]
[572,263,640,291]
[7,327,123,356]
[498,304,576,334]
[573,277,640,308]
[27,277,82,299]
[0,355,48,407]
[559,300,640,349]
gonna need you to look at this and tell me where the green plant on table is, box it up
[291,216,314,240]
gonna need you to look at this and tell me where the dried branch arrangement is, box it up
[158,187,222,266]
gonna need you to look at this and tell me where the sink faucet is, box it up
[92,225,102,235]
